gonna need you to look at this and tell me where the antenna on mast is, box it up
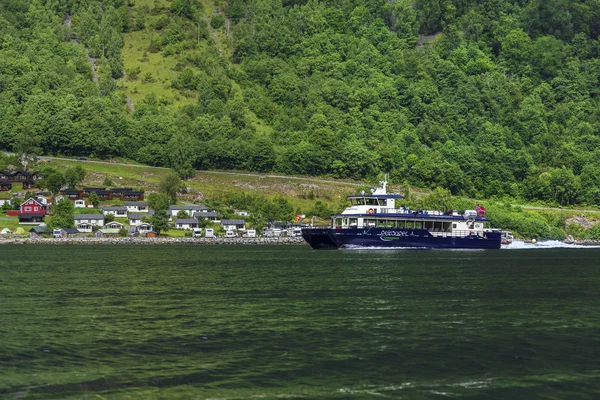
[380,173,388,194]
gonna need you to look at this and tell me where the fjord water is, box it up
[2,245,600,399]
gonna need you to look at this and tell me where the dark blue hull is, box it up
[302,228,502,250]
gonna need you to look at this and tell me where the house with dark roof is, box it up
[61,189,82,199]
[102,206,128,217]
[29,226,48,239]
[74,214,105,232]
[125,201,149,213]
[122,191,144,201]
[0,170,40,189]
[128,210,154,226]
[193,211,218,221]
[221,219,246,232]
[108,188,132,200]
[169,205,208,219]
[175,218,199,230]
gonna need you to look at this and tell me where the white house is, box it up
[235,210,249,216]
[169,205,208,219]
[74,214,104,232]
[102,206,128,217]
[193,211,218,221]
[221,219,246,232]
[129,211,154,226]
[104,221,125,230]
[175,218,198,230]
[125,201,149,213]
[137,222,154,234]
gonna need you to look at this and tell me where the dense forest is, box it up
[1,0,600,206]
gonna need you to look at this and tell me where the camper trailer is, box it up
[192,228,203,238]
[204,228,215,238]
[225,230,238,238]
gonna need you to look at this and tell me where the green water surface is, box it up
[1,245,600,399]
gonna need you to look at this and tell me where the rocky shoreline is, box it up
[0,237,308,245]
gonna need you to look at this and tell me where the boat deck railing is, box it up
[303,227,490,238]
[378,208,450,216]
[430,230,485,238]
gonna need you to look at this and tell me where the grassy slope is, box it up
[44,159,362,212]
[119,29,198,111]
[118,0,255,115]
[118,0,273,137]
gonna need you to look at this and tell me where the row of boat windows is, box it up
[350,198,387,206]
[334,218,460,230]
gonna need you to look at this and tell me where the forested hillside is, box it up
[2,0,600,206]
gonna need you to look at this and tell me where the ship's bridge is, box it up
[342,194,404,215]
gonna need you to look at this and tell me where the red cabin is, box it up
[18,198,47,224]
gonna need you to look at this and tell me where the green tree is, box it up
[150,210,170,234]
[423,187,453,212]
[159,172,183,203]
[64,166,86,189]
[45,172,65,199]
[176,210,190,219]
[48,198,75,229]
[88,192,100,208]
[197,216,211,228]
[13,132,42,171]
[148,192,171,211]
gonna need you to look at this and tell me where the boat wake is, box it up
[503,240,600,249]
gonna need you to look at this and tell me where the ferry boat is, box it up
[302,178,502,250]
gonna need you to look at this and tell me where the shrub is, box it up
[210,15,225,29]
[126,65,142,81]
